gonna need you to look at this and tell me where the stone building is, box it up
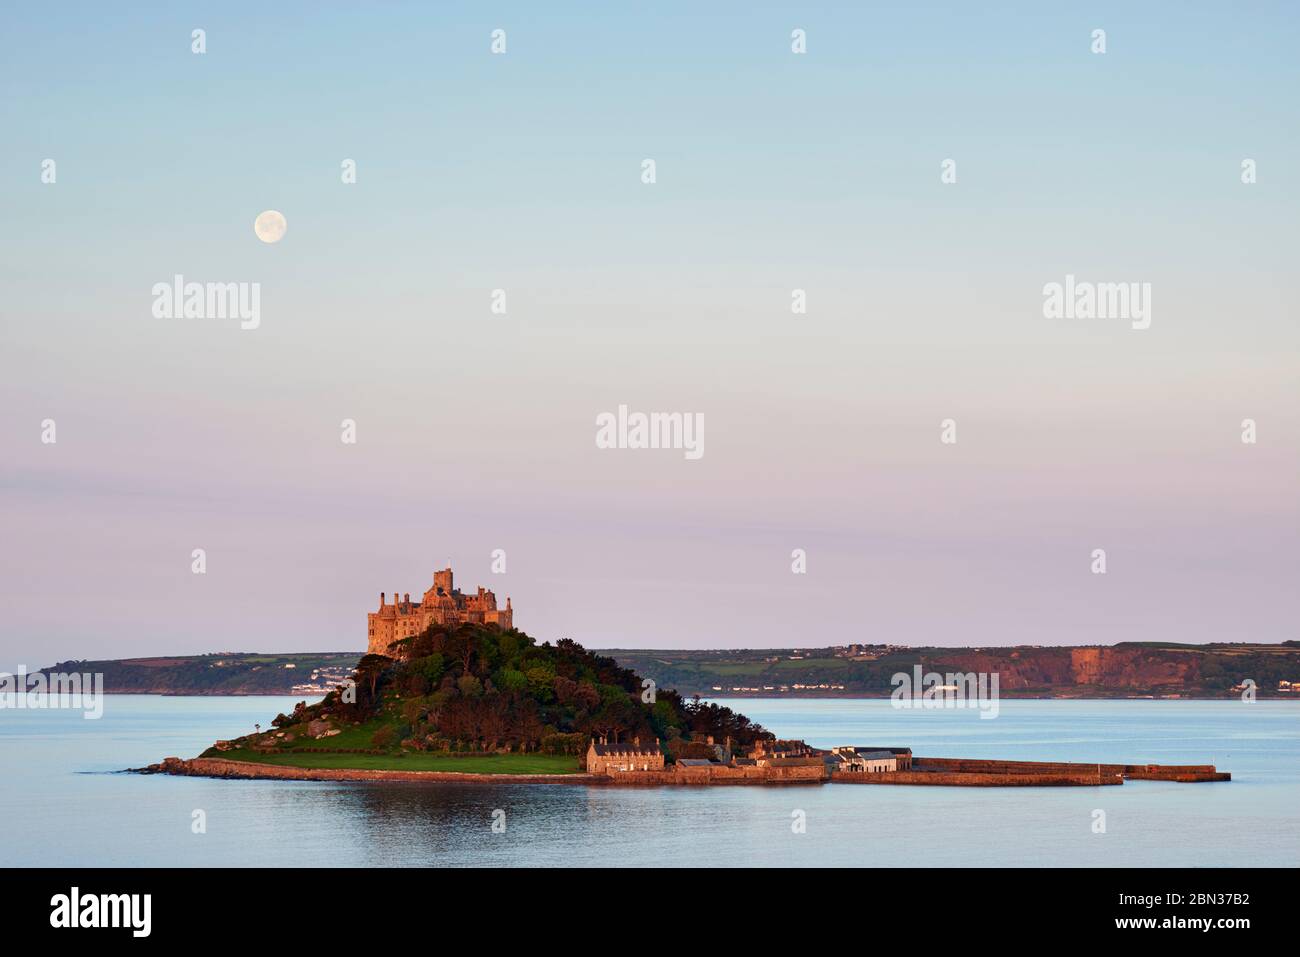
[748,738,817,765]
[366,566,512,657]
[586,737,665,774]
[831,746,911,772]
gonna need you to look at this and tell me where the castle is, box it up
[366,566,512,658]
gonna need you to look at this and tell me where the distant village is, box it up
[208,656,355,697]
[289,665,355,697]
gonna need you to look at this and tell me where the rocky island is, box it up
[141,619,1230,788]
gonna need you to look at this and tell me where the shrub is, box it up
[540,732,587,755]
[457,674,483,698]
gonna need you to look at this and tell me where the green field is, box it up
[209,748,582,775]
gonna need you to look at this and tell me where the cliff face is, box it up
[1067,647,1199,688]
[927,646,1202,692]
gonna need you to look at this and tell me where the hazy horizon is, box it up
[25,635,1300,668]
[3,3,1297,670]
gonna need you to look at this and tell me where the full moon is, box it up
[253,210,287,244]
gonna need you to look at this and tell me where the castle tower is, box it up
[433,567,453,595]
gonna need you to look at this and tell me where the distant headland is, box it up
[43,644,1300,699]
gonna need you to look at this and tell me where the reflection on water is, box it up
[2,696,1297,866]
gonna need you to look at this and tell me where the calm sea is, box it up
[2,696,1296,867]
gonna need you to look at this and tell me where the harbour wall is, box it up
[913,757,1229,782]
[835,769,1120,787]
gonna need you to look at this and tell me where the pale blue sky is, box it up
[2,2,1297,666]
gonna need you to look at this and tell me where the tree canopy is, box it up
[282,623,771,756]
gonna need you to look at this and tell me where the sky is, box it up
[1,2,1297,667]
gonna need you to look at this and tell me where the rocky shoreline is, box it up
[132,755,1230,787]
[134,756,603,785]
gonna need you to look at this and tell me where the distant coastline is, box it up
[37,641,1300,699]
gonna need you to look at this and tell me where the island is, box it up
[141,620,1230,788]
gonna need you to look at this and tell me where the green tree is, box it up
[526,665,556,702]
[457,674,483,698]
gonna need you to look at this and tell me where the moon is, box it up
[253,210,287,244]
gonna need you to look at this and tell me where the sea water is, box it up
[1,696,1295,867]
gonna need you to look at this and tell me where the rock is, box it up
[140,756,188,774]
[307,719,332,738]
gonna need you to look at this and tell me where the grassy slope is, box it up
[209,748,581,774]
[202,694,583,774]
